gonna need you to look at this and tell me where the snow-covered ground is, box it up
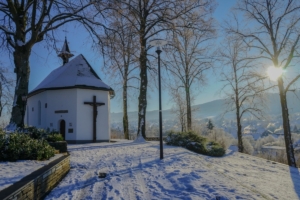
[0,154,63,191]
[41,141,300,200]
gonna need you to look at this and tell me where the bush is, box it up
[25,127,48,140]
[46,133,64,142]
[206,128,233,150]
[24,127,64,142]
[242,137,254,155]
[186,142,208,154]
[0,132,55,162]
[165,131,225,157]
[165,131,207,147]
[48,141,68,153]
[207,142,226,157]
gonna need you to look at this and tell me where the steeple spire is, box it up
[58,37,74,65]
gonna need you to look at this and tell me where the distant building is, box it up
[243,125,257,134]
[262,142,300,155]
[261,130,273,137]
[274,126,284,135]
[25,38,114,144]
[261,144,285,157]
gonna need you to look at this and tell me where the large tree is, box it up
[0,66,14,118]
[168,84,187,132]
[227,0,300,167]
[219,37,266,153]
[89,0,215,138]
[98,14,139,140]
[0,0,95,128]
[165,11,216,130]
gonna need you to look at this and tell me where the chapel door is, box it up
[60,120,66,140]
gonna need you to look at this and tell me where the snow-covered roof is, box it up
[29,54,113,96]
[274,127,283,135]
[244,125,257,130]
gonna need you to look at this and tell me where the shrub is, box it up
[242,137,254,155]
[207,142,226,157]
[46,133,64,142]
[254,135,276,151]
[0,132,55,161]
[165,131,207,147]
[24,127,65,142]
[25,127,48,140]
[186,142,208,155]
[48,141,67,153]
[206,128,233,150]
[165,131,225,157]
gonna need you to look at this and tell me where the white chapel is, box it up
[25,39,114,143]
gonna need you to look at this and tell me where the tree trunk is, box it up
[123,74,129,139]
[237,117,243,153]
[137,38,147,138]
[236,101,243,152]
[185,85,192,130]
[278,77,296,167]
[0,82,2,117]
[10,48,31,127]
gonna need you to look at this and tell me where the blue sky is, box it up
[2,0,237,114]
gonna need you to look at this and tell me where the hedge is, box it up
[0,130,55,162]
[165,131,225,157]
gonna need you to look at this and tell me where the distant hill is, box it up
[111,91,300,122]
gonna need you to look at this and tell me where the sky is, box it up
[1,0,237,114]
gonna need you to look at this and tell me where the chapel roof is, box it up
[28,54,114,97]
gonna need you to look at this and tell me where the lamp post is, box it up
[21,95,27,130]
[150,39,167,160]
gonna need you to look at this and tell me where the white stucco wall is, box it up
[25,88,111,142]
[76,89,110,141]
[25,89,77,141]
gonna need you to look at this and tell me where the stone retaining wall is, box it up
[0,154,70,200]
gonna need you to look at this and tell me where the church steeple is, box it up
[58,37,74,65]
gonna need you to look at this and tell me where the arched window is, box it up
[38,101,41,125]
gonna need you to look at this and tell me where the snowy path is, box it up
[45,141,300,200]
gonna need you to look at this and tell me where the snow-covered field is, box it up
[41,140,300,200]
[0,154,63,191]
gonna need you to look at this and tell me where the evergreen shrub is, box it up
[206,142,226,157]
[24,127,64,142]
[26,126,48,140]
[0,131,55,162]
[46,132,64,142]
[165,131,225,157]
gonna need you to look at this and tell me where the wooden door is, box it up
[60,120,66,140]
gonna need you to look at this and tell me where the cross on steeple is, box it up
[58,37,74,65]
[84,96,105,142]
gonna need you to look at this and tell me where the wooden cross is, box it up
[84,96,105,142]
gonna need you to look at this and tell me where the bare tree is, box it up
[87,0,215,138]
[219,37,266,153]
[0,0,95,128]
[227,0,300,167]
[0,67,14,118]
[165,12,216,130]
[169,85,187,132]
[99,14,139,140]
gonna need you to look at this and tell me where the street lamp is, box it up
[150,39,167,160]
[21,95,27,130]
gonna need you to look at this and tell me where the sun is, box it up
[267,66,283,81]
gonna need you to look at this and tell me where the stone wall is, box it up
[0,154,70,200]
